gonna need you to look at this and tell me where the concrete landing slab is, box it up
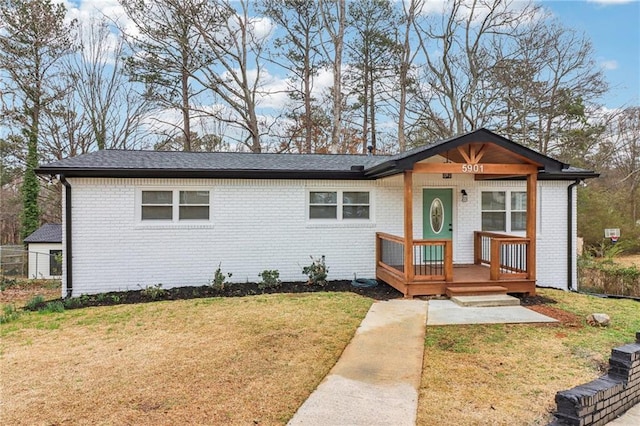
[427,299,558,326]
[288,299,428,426]
[452,294,520,307]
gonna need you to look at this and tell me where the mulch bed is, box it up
[19,278,582,328]
[516,293,583,327]
[51,280,404,310]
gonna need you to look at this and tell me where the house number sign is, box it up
[461,164,484,173]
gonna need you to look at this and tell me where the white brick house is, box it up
[37,129,597,298]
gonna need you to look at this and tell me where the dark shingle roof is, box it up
[37,150,388,180]
[23,224,62,244]
[35,129,598,181]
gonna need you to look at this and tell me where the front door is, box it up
[423,189,453,261]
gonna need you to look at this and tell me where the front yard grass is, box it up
[3,285,639,425]
[417,288,640,425]
[0,292,373,425]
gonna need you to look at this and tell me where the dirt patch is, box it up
[0,279,60,306]
[517,292,583,327]
[526,304,583,327]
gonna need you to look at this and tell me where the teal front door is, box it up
[423,189,453,261]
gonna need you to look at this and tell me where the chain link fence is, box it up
[1,246,61,280]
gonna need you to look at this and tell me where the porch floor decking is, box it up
[377,264,536,297]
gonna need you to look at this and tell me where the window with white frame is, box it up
[140,190,210,222]
[309,190,370,220]
[481,191,526,232]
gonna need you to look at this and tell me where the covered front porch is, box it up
[372,131,545,297]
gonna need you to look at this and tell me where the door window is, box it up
[430,198,444,234]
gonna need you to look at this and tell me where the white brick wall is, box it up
[63,176,574,296]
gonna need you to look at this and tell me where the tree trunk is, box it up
[181,42,192,152]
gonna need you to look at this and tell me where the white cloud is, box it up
[414,0,542,26]
[601,59,619,70]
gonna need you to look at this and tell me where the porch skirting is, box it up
[376,263,536,298]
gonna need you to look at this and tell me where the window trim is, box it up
[137,188,212,224]
[481,190,527,233]
[307,189,373,222]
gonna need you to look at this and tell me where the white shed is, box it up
[23,224,62,279]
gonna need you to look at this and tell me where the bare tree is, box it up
[69,18,151,151]
[261,0,324,153]
[189,0,270,153]
[395,0,422,152]
[319,0,346,150]
[520,20,607,154]
[610,107,640,224]
[412,0,607,154]
[413,0,540,140]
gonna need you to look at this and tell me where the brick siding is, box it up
[551,332,640,426]
[62,176,574,296]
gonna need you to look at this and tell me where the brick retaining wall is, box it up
[550,332,640,426]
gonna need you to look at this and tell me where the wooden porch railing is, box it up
[474,231,530,280]
[376,232,453,282]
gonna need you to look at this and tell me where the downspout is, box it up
[567,179,582,291]
[59,175,73,298]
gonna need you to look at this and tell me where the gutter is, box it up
[35,168,375,181]
[567,179,582,291]
[59,175,73,298]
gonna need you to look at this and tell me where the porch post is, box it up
[404,171,414,283]
[527,172,537,281]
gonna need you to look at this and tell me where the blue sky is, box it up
[541,0,640,109]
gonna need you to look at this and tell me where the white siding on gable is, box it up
[63,175,574,296]
[27,243,62,279]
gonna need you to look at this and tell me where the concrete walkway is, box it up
[288,299,428,426]
[288,298,637,425]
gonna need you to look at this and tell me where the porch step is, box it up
[445,285,508,297]
[451,295,521,308]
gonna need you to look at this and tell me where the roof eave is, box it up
[35,167,373,180]
[482,170,600,181]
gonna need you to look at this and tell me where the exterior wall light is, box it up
[461,189,468,202]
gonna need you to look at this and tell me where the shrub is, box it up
[140,283,166,300]
[25,295,46,311]
[258,270,281,290]
[579,258,640,297]
[41,301,65,313]
[0,304,21,323]
[63,294,90,309]
[302,255,328,287]
[211,263,232,291]
[0,277,18,291]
